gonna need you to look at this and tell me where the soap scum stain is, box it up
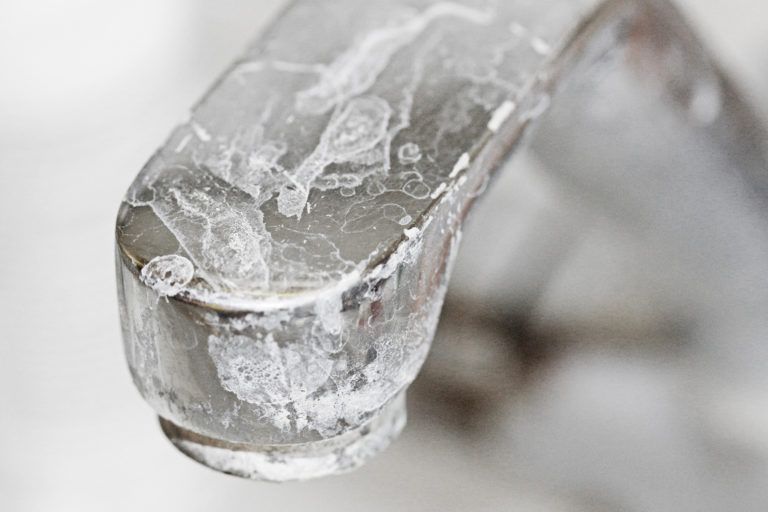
[397,142,422,164]
[130,2,496,301]
[166,186,272,288]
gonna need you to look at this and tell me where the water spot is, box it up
[403,179,430,199]
[208,334,333,406]
[140,255,194,296]
[397,142,422,164]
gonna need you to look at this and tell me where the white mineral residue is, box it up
[140,254,195,296]
[295,1,494,115]
[449,152,470,177]
[278,96,392,218]
[397,142,422,164]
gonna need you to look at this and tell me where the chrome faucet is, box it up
[115,0,768,481]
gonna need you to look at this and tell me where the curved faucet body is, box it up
[115,0,768,480]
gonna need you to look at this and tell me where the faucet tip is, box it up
[158,392,407,482]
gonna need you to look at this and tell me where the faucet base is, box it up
[158,392,407,482]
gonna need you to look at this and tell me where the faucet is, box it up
[115,0,768,481]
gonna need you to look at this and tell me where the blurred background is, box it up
[1,1,768,510]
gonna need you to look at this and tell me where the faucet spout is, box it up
[116,0,768,480]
